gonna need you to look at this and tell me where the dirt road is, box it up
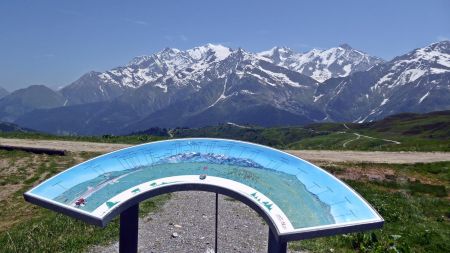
[1,138,449,164]
[285,150,450,164]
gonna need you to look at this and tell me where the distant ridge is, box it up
[0,86,8,99]
[0,121,34,133]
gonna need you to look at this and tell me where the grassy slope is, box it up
[175,111,450,151]
[0,131,167,145]
[288,111,450,151]
[1,110,449,151]
[356,111,450,151]
[0,150,170,253]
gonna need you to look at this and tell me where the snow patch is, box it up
[154,83,168,92]
[257,66,305,87]
[419,91,430,103]
[227,122,251,129]
[342,64,352,76]
[313,94,324,102]
[240,89,255,95]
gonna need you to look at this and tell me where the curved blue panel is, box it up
[25,138,383,237]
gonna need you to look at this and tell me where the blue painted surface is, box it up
[30,138,380,229]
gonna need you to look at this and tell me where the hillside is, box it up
[0,121,33,133]
[0,85,65,122]
[3,110,449,151]
[289,110,450,151]
[172,110,450,151]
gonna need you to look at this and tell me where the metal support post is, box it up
[267,228,287,253]
[119,204,139,253]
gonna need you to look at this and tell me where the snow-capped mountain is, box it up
[120,47,322,132]
[62,43,382,105]
[113,43,233,90]
[11,41,450,135]
[258,44,384,82]
[61,44,233,105]
[372,41,450,89]
[315,41,450,122]
[17,45,322,135]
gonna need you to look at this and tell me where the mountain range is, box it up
[258,44,384,82]
[1,41,449,135]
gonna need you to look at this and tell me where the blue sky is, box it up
[0,0,449,91]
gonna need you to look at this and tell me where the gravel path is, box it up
[1,138,449,164]
[285,149,450,164]
[89,191,303,253]
[0,138,130,153]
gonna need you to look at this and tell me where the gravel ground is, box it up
[2,138,449,164]
[89,191,304,253]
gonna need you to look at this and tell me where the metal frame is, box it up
[25,182,383,253]
[215,192,219,253]
[115,190,288,253]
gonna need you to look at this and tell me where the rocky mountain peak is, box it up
[338,43,353,50]
[260,44,384,82]
[186,44,232,61]
[258,46,295,65]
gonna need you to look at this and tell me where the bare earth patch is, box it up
[335,166,396,182]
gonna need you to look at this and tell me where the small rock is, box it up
[171,232,179,238]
